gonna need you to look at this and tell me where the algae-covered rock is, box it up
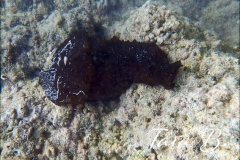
[1,0,239,159]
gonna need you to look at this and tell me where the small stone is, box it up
[148,33,155,40]
[157,37,164,44]
[143,24,150,32]
[46,146,58,158]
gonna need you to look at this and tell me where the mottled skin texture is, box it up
[39,31,182,106]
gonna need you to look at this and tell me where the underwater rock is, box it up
[39,31,182,106]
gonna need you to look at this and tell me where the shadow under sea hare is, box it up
[39,31,182,106]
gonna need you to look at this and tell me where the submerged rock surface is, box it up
[1,1,239,159]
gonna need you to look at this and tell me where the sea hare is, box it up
[39,31,182,106]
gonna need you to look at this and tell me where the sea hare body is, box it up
[39,31,182,106]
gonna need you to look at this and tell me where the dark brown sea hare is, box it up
[39,31,182,106]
